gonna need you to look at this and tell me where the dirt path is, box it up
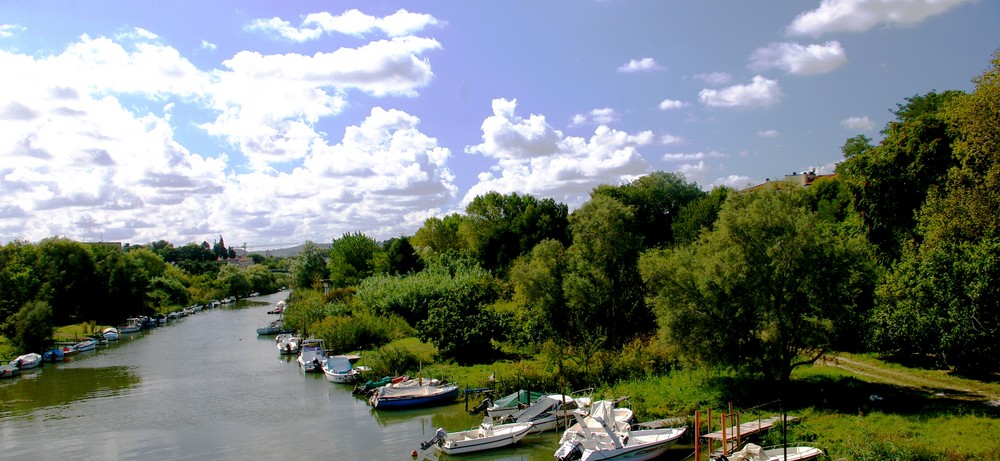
[819,354,1000,405]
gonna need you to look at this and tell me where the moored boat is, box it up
[256,318,284,335]
[417,417,534,458]
[0,364,20,379]
[11,352,42,370]
[119,318,142,333]
[369,381,461,409]
[720,443,824,461]
[276,334,302,356]
[554,401,685,461]
[322,355,367,384]
[102,327,119,341]
[42,347,65,362]
[297,339,325,372]
[73,338,98,352]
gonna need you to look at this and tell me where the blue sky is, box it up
[1,0,997,249]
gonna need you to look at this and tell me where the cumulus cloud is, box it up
[658,99,688,110]
[787,0,974,37]
[693,72,732,86]
[757,129,780,138]
[660,134,684,145]
[464,98,651,207]
[247,9,440,42]
[749,41,846,75]
[841,115,876,131]
[698,75,782,109]
[0,20,452,245]
[617,57,663,73]
[712,174,754,189]
[571,107,620,126]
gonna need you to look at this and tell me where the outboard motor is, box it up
[554,440,583,461]
[420,428,447,450]
[469,397,492,415]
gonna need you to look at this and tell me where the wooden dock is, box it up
[701,415,795,444]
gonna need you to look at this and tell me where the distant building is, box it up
[744,169,836,192]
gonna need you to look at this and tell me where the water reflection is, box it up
[0,366,140,418]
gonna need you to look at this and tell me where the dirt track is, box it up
[819,354,1000,406]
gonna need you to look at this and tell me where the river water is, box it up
[0,291,564,461]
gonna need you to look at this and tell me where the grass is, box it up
[52,322,111,342]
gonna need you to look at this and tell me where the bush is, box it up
[311,310,414,353]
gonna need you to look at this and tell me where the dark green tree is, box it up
[328,232,381,288]
[508,239,568,347]
[36,238,99,324]
[0,240,41,324]
[377,236,424,275]
[671,186,732,246]
[462,191,569,273]
[641,188,874,385]
[292,241,328,290]
[593,171,705,248]
[416,276,504,365]
[837,91,964,263]
[6,300,53,353]
[563,194,652,348]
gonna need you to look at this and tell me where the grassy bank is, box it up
[351,341,1000,461]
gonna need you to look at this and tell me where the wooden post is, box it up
[706,407,712,455]
[696,410,702,461]
[735,412,741,450]
[721,413,728,456]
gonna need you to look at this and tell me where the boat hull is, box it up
[439,422,533,455]
[372,384,460,409]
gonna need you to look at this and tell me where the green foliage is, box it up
[282,289,328,336]
[837,91,964,263]
[310,309,414,353]
[641,188,875,384]
[507,239,568,348]
[360,338,435,378]
[6,300,53,353]
[593,171,705,248]
[357,261,491,325]
[411,213,470,256]
[0,240,41,323]
[291,241,328,290]
[462,191,570,274]
[215,263,252,298]
[671,186,732,246]
[416,275,505,365]
[377,236,424,275]
[327,232,381,288]
[564,194,653,348]
[36,238,100,323]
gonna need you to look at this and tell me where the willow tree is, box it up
[640,188,874,386]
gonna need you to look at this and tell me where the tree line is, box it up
[0,236,288,353]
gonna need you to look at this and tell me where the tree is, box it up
[327,232,381,288]
[837,91,964,262]
[640,188,874,385]
[563,194,653,348]
[462,192,569,273]
[411,213,469,256]
[36,238,100,324]
[7,300,53,353]
[377,236,424,275]
[869,51,1000,372]
[593,171,705,248]
[291,241,328,290]
[508,239,568,346]
[671,186,732,246]
[416,275,504,365]
[0,240,41,324]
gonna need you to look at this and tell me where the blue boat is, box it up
[369,381,460,409]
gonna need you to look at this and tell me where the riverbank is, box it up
[385,343,1000,460]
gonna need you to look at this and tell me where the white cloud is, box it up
[749,41,846,75]
[201,40,217,50]
[660,134,684,145]
[712,174,754,189]
[465,98,651,208]
[617,57,662,73]
[247,9,440,42]
[571,107,620,126]
[658,99,688,110]
[841,115,876,131]
[787,0,974,37]
[0,24,26,38]
[203,36,440,168]
[693,72,732,86]
[757,129,780,138]
[698,75,783,109]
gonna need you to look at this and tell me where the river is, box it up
[0,291,565,460]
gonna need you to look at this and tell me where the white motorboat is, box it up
[559,400,634,445]
[297,339,325,372]
[73,338,98,352]
[11,352,42,370]
[276,335,301,355]
[102,327,119,341]
[119,317,142,333]
[417,417,533,458]
[322,355,366,383]
[554,401,685,461]
[721,443,824,461]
